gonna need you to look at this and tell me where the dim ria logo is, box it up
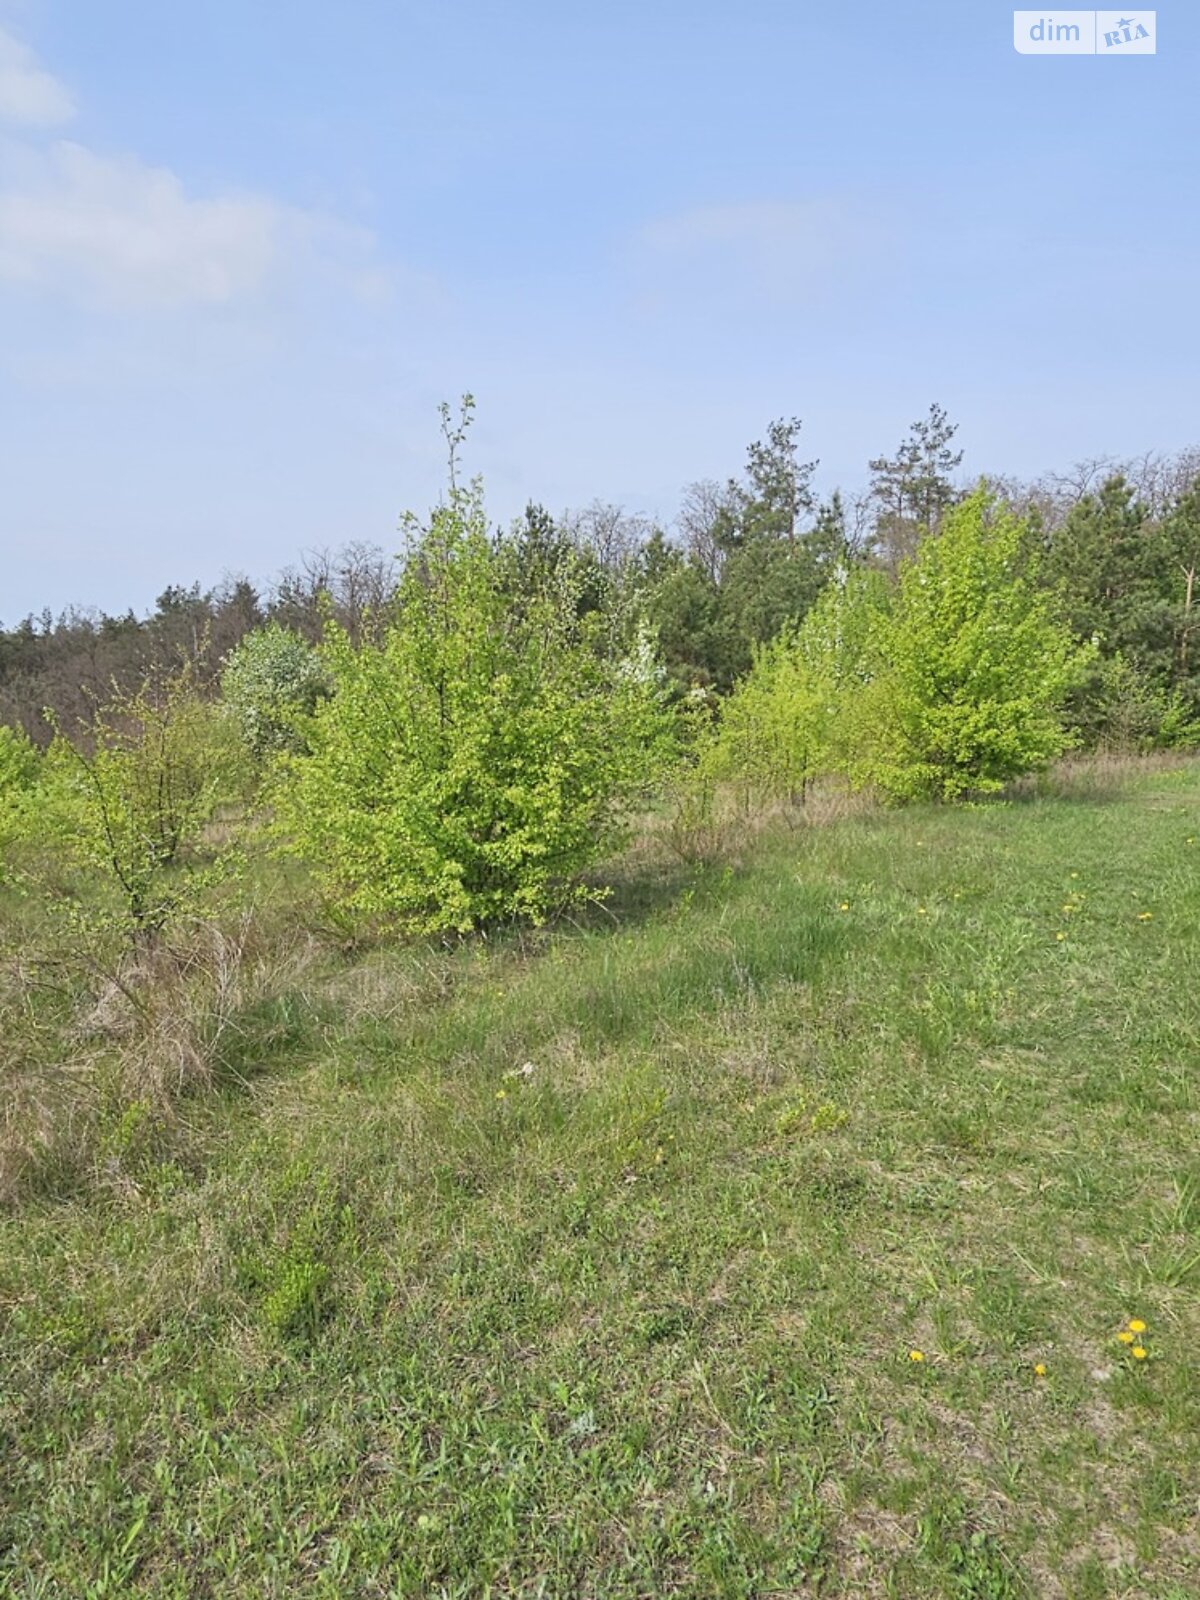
[1013,11,1156,53]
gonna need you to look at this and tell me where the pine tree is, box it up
[868,403,963,572]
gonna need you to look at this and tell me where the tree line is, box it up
[5,403,1198,750]
[2,397,1199,945]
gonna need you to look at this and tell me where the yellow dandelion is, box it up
[839,902,850,911]
[1128,1318,1146,1334]
[1137,911,1154,922]
[909,1349,925,1363]
[1034,1363,1047,1378]
[1070,871,1079,878]
[1056,932,1066,942]
[917,907,927,916]
[1117,1330,1134,1345]
[495,1089,507,1100]
[1132,1346,1148,1361]
[1061,903,1076,914]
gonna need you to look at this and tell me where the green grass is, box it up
[3,761,1200,1597]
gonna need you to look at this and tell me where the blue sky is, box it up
[1,1,1195,620]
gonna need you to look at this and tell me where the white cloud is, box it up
[0,27,74,126]
[0,139,385,310]
[0,27,392,312]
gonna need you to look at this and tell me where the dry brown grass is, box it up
[0,908,317,1203]
[1009,747,1198,802]
[659,773,878,866]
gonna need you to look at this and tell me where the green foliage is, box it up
[260,1258,330,1345]
[868,401,963,570]
[703,565,890,808]
[278,458,671,932]
[647,420,840,692]
[1066,653,1200,753]
[46,663,246,940]
[0,723,43,875]
[245,1168,344,1347]
[702,489,1082,813]
[0,722,39,790]
[712,629,830,807]
[220,622,330,757]
[1046,475,1150,650]
[717,533,839,681]
[854,490,1091,801]
[646,558,734,693]
[1046,473,1200,739]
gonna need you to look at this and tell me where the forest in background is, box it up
[4,403,1199,752]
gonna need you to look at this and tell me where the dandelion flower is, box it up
[839,902,850,911]
[1132,1346,1148,1360]
[1117,1330,1135,1345]
[495,1089,507,1100]
[1128,1319,1146,1334]
[1056,932,1066,942]
[917,907,927,916]
[1137,911,1154,922]
[1034,1363,1047,1378]
[909,1349,925,1363]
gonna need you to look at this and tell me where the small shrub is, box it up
[0,724,44,878]
[1065,653,1200,753]
[667,763,732,864]
[45,661,247,943]
[221,622,330,758]
[699,567,890,821]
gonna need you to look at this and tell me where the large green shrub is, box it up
[277,475,671,932]
[855,490,1092,801]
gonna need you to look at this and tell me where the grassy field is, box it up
[3,760,1200,1597]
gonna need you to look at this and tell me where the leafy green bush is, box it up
[713,630,825,808]
[46,663,247,941]
[853,490,1092,801]
[278,473,671,932]
[221,622,330,757]
[702,567,890,812]
[704,494,1090,807]
[0,725,43,878]
[1062,653,1200,752]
